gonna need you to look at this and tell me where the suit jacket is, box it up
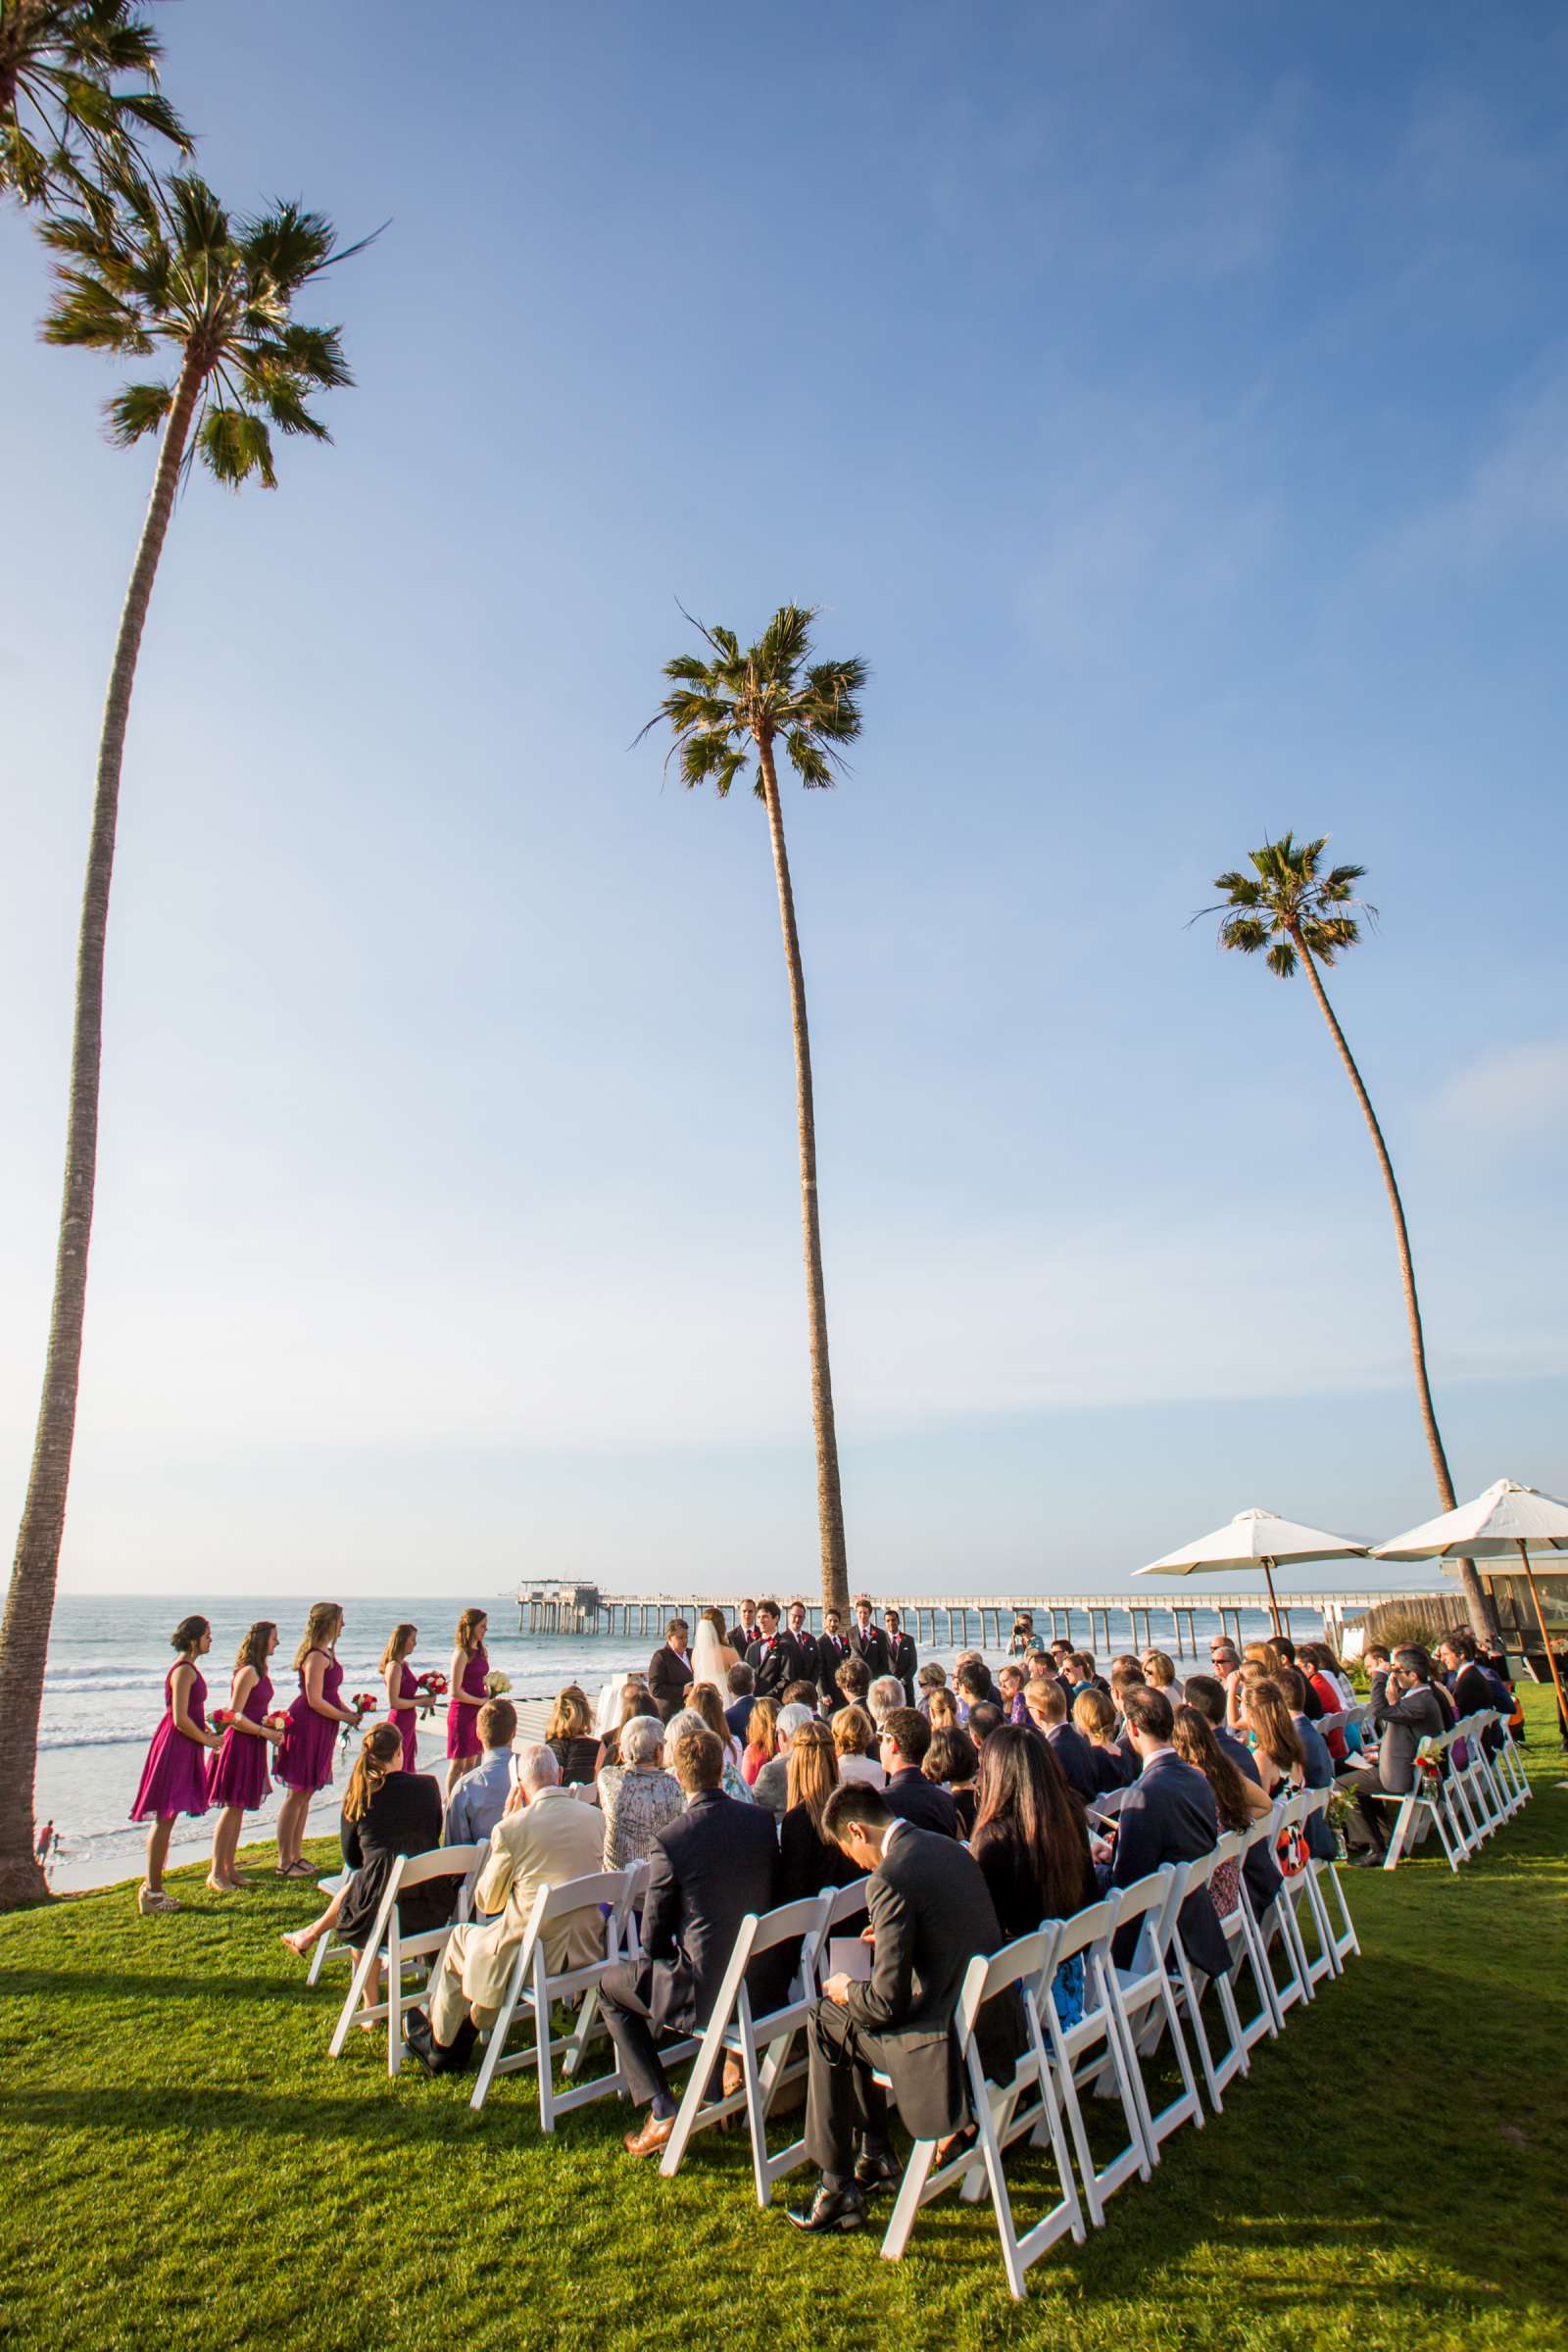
[1367,1671,1446,1793]
[843,1824,1025,2140]
[848,1623,891,1680]
[789,1629,822,1686]
[815,1632,852,1706]
[882,1766,958,1838]
[631,1790,780,2032]
[1044,1721,1100,1803]
[459,1787,606,2008]
[746,1632,801,1699]
[646,1644,694,1723]
[1450,1661,1502,1750]
[723,1693,757,1744]
[1109,1749,1230,1982]
[728,1620,760,1660]
[886,1632,918,1703]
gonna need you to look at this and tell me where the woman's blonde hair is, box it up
[744,1695,780,1765]
[234,1620,275,1675]
[685,1683,730,1746]
[343,1722,403,1821]
[786,1718,839,1834]
[456,1607,488,1654]
[379,1623,417,1673]
[925,1687,959,1731]
[293,1602,343,1670]
[1245,1679,1304,1774]
[832,1703,875,1757]
[1072,1686,1117,1742]
[546,1685,592,1741]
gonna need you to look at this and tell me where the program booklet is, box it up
[827,1936,873,1982]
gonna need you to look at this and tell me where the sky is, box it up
[2,1,1565,1603]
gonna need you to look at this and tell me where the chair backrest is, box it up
[826,1878,870,1927]
[955,1930,1049,2042]
[1316,1710,1348,1737]
[393,1840,485,1893]
[1212,1829,1244,1867]
[1048,1895,1115,1968]
[1107,1866,1174,1938]
[1088,1786,1127,1821]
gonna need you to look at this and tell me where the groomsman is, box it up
[787,1599,820,1688]
[816,1608,851,1710]
[848,1596,890,1681]
[746,1599,801,1698]
[883,1609,917,1703]
[728,1596,760,1656]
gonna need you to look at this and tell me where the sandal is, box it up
[137,1885,180,1916]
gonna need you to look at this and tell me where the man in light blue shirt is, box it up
[445,1700,517,1850]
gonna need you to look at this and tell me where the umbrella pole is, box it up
[1518,1540,1567,1743]
[1262,1556,1283,1636]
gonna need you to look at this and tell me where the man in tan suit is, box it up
[408,1742,605,2073]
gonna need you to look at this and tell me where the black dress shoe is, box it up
[787,2182,867,2233]
[854,2145,900,2192]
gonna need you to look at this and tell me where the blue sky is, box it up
[2,1,1565,1600]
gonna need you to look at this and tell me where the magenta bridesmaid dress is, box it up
[207,1670,274,1809]
[274,1649,344,1792]
[391,1660,418,1771]
[130,1666,211,1821]
[446,1648,488,1760]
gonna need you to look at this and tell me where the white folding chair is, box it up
[1493,1712,1530,1812]
[1270,1790,1337,1991]
[468,1867,636,2126]
[659,1891,834,2204]
[1161,1843,1251,2110]
[1102,1867,1204,2165]
[881,1932,1086,2299]
[1086,1786,1127,1832]
[1215,1822,1283,2049]
[1237,1805,1311,2023]
[1381,1731,1466,1871]
[1035,1897,1151,2228]
[329,1842,485,2076]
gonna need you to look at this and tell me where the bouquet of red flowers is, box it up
[263,1710,289,1735]
[211,1708,234,1736]
[416,1670,449,1697]
[352,1691,378,1715]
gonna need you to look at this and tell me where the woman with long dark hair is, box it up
[130,1614,220,1915]
[970,1724,1098,2026]
[779,1719,860,1902]
[207,1619,283,1891]
[1170,1703,1269,1918]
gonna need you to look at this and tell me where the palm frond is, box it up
[1201,830,1372,983]
[105,375,172,442]
[198,402,276,488]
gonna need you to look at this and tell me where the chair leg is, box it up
[880,2141,939,2263]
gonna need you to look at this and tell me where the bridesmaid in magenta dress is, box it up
[446,1607,489,1795]
[273,1602,362,1878]
[206,1619,285,1891]
[381,1622,420,1771]
[130,1614,221,1916]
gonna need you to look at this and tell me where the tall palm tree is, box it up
[1202,832,1494,1639]
[643,607,866,1618]
[0,168,361,1908]
[0,1,188,207]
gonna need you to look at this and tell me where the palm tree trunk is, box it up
[756,731,851,1617]
[1293,933,1496,1641]
[0,354,204,1909]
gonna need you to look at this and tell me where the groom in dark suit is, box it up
[745,1599,801,1698]
[788,1785,1024,2232]
[1108,1686,1232,1984]
[600,1726,779,2157]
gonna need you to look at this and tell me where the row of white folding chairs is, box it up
[1378,1708,1529,1871]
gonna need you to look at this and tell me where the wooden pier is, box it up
[515,1585,1446,1655]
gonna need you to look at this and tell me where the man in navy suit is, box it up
[816,1608,852,1710]
[848,1597,891,1681]
[1107,1686,1231,1982]
[877,1708,958,1835]
[1031,1676,1100,1801]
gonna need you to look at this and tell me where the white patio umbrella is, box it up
[1373,1478,1568,1729]
[1134,1506,1369,1634]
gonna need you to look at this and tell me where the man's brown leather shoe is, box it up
[721,2057,745,2099]
[623,2114,676,2158]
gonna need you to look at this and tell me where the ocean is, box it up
[35,1588,1313,1891]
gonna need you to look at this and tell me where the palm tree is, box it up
[1202,832,1494,1639]
[0,1,189,207]
[0,168,362,1908]
[642,607,866,1618]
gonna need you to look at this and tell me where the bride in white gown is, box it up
[690,1604,740,1693]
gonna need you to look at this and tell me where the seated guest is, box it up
[1437,1630,1504,1753]
[965,1700,1004,1750]
[1226,1643,1275,1731]
[752,1702,818,1820]
[602,1727,780,2157]
[723,1662,758,1746]
[406,1741,608,2074]
[647,1619,694,1723]
[281,1724,448,1980]
[1265,1635,1323,1720]
[684,1678,746,1774]
[877,1707,958,1835]
[1107,1688,1231,1983]
[601,1681,658,1769]
[1170,1705,1270,1921]
[1179,1674,1284,1916]
[444,1699,517,1846]
[925,1685,960,1732]
[1271,1666,1341,1855]
[831,1704,885,1788]
[1070,1685,1134,1791]
[742,1695,780,1786]
[781,1678,821,1711]
[599,1714,684,1868]
[1024,1649,1054,1686]
[997,1664,1028,1725]
[666,1705,754,1807]
[1109,1659,1147,1760]
[1072,1649,1109,1694]
[835,1656,873,1717]
[546,1686,603,1787]
[970,1723,1098,2024]
[1028,1675,1100,1801]
[867,1674,906,1734]
[779,1719,862,1902]
[788,1784,1024,2233]
[953,1659,991,1724]
[1301,1639,1355,1710]
[1141,1648,1184,1703]
[923,1725,979,1836]
[1241,1678,1306,1799]
[1350,1645,1451,1863]
[915,1662,947,1716]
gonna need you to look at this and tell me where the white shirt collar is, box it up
[880,1816,913,1855]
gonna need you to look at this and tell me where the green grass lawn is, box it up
[1,1692,1564,2352]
